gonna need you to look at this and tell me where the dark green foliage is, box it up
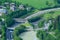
[52,16,60,31]
[0,0,5,5]
[37,30,47,40]
[13,25,26,40]
[28,16,41,22]
[8,9,27,18]
[38,20,44,28]
[14,25,26,35]
[56,0,60,4]
[2,14,15,27]
[37,30,57,40]
[14,36,22,40]
[0,30,2,34]
[56,16,60,31]
[37,16,60,40]
[0,0,12,5]
[1,25,7,40]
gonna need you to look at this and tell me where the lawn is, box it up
[12,0,57,9]
[22,21,32,27]
[43,10,60,20]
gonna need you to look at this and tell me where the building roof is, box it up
[0,6,3,8]
[0,7,7,16]
[0,9,6,13]
[19,4,25,10]
[10,3,15,6]
[4,2,9,5]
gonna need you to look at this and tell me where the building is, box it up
[0,6,7,16]
[10,3,16,11]
[0,35,1,38]
[26,7,32,11]
[19,4,25,10]
[4,2,9,7]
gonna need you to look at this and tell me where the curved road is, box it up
[7,7,60,40]
[25,20,52,31]
[25,7,60,19]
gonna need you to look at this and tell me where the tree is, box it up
[37,30,47,40]
[14,36,22,40]
[1,25,7,40]
[38,20,44,28]
[9,9,27,18]
[46,1,52,6]
[14,25,26,35]
[2,14,15,27]
[37,30,57,40]
[28,15,41,22]
[54,16,60,31]
[56,0,60,4]
[57,16,60,31]
[13,25,26,40]
[0,29,2,34]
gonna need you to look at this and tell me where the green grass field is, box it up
[43,10,60,20]
[12,0,57,9]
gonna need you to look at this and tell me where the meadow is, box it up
[12,0,57,9]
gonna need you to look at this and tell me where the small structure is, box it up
[19,4,25,10]
[4,2,9,5]
[0,21,2,29]
[1,18,5,22]
[4,2,9,6]
[0,6,7,16]
[0,35,1,38]
[10,3,16,11]
[26,7,32,11]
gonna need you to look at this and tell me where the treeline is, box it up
[1,14,15,27]
[0,0,11,5]
[8,9,27,18]
[28,15,43,22]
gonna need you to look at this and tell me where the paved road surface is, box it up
[25,7,60,19]
[25,20,52,31]
[6,7,60,40]
[14,18,27,23]
[6,29,14,40]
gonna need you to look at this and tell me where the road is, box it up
[13,18,27,23]
[6,17,51,40]
[6,7,60,40]
[6,22,22,40]
[20,20,52,40]
[25,7,60,19]
[25,20,52,31]
[6,29,14,40]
